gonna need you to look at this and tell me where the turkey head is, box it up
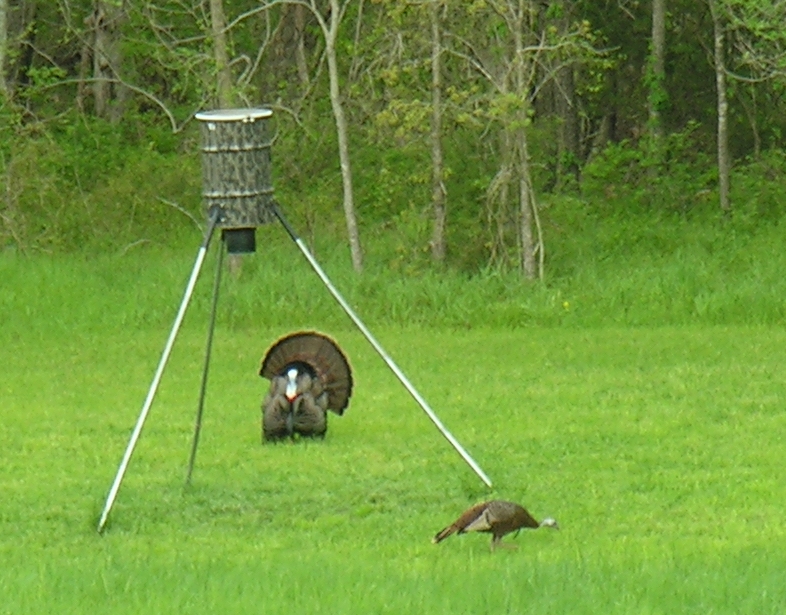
[260,331,352,441]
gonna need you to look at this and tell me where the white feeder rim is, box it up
[195,108,272,122]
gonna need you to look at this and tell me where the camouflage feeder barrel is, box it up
[195,108,275,228]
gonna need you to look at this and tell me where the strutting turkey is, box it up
[432,500,558,550]
[260,331,352,441]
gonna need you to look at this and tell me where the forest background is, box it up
[0,0,785,325]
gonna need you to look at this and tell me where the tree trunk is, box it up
[0,0,7,98]
[555,64,579,187]
[710,0,731,214]
[550,0,579,188]
[77,26,91,112]
[519,171,536,279]
[208,0,245,274]
[321,0,363,272]
[209,0,232,108]
[429,0,446,262]
[11,0,36,91]
[91,0,127,122]
[511,1,538,280]
[485,133,512,269]
[739,85,761,160]
[649,0,666,139]
[516,130,542,280]
[294,4,309,87]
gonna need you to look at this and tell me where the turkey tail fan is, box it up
[432,502,487,544]
[260,331,353,414]
[432,525,457,544]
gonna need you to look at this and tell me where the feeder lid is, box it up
[195,108,272,122]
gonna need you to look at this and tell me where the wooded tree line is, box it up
[1,0,785,275]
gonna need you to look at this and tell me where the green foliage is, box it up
[3,189,785,341]
[25,65,68,89]
[726,0,786,77]
[0,115,201,252]
[731,149,786,223]
[3,0,786,284]
[581,124,716,212]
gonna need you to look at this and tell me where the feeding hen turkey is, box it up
[433,500,558,550]
[260,331,353,441]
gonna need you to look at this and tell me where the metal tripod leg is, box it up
[185,233,226,485]
[271,203,493,488]
[97,210,221,533]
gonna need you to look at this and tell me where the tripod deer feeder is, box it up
[96,108,491,533]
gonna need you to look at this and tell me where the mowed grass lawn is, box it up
[1,291,785,611]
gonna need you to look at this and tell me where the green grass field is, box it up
[1,249,785,613]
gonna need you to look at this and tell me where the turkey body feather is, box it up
[261,375,294,440]
[433,500,558,549]
[260,331,352,441]
[260,331,352,414]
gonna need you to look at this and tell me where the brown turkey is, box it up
[432,500,558,550]
[260,331,352,441]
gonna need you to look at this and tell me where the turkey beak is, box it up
[285,368,298,402]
